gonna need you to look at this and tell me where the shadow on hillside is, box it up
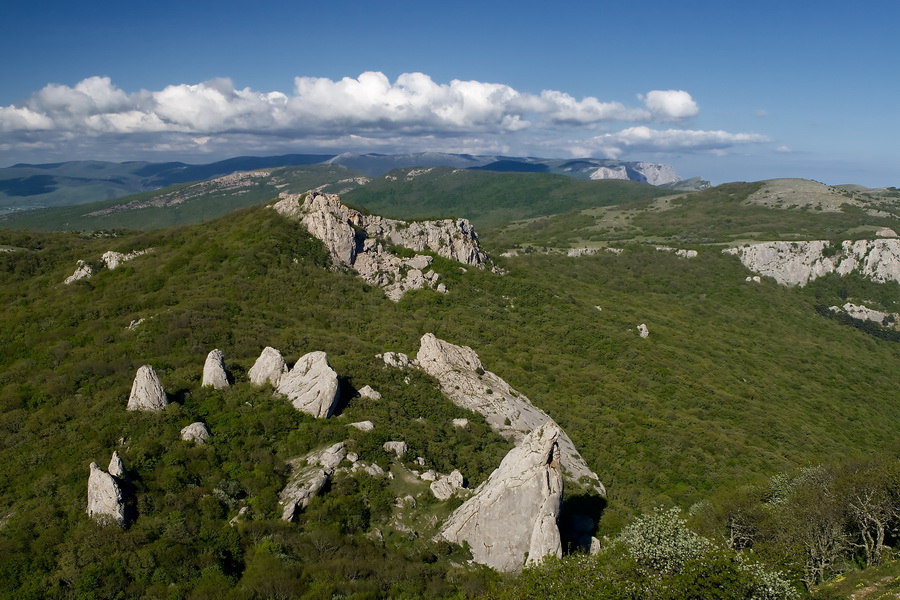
[560,493,608,554]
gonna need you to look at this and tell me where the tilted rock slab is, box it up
[273,190,492,300]
[87,462,126,527]
[276,351,340,418]
[280,442,346,521]
[415,333,605,497]
[127,365,168,411]
[724,239,900,286]
[248,346,288,387]
[441,423,563,572]
[201,349,229,389]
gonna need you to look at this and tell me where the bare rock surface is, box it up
[273,190,493,300]
[127,365,168,411]
[64,248,153,284]
[724,239,900,286]
[201,349,229,389]
[181,422,211,444]
[107,451,126,480]
[280,442,347,521]
[831,302,899,328]
[276,351,340,418]
[350,420,375,431]
[383,441,408,457]
[440,423,563,572]
[248,346,288,387]
[358,385,381,399]
[430,469,465,500]
[414,333,604,497]
[87,462,126,527]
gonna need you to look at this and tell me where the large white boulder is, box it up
[86,462,126,527]
[180,422,211,444]
[276,351,340,418]
[201,349,229,389]
[248,346,288,387]
[127,365,168,411]
[441,423,563,572]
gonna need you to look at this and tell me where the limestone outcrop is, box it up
[108,451,126,480]
[830,302,899,328]
[357,385,381,399]
[248,346,288,387]
[383,441,408,457]
[201,349,229,389]
[440,423,563,572]
[280,442,346,521]
[64,248,153,284]
[414,333,604,497]
[275,351,340,418]
[273,191,493,300]
[724,239,900,286]
[430,470,465,500]
[87,460,126,527]
[127,365,168,411]
[181,422,211,444]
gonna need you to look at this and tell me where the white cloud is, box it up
[0,72,770,163]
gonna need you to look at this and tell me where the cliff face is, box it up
[724,239,900,286]
[273,191,491,300]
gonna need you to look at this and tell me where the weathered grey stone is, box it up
[638,324,650,338]
[201,349,229,389]
[358,385,381,399]
[414,333,605,497]
[380,352,411,368]
[127,365,168,411]
[64,260,94,284]
[181,422,211,444]
[383,441,408,457]
[350,420,375,431]
[87,462,126,527]
[107,451,126,480]
[430,469,465,500]
[452,418,469,428]
[276,351,340,418]
[441,423,563,572]
[248,346,288,387]
[279,442,346,521]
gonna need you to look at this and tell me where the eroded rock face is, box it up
[87,462,126,527]
[441,423,563,572]
[280,442,346,521]
[414,333,604,497]
[273,191,492,300]
[127,365,168,411]
[181,422,211,444]
[276,351,340,418]
[248,346,288,387]
[201,349,229,389]
[724,239,900,286]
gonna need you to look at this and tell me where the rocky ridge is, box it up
[273,190,492,300]
[724,239,900,286]
[412,333,605,497]
[440,422,564,572]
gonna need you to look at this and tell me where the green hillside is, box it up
[1,190,900,597]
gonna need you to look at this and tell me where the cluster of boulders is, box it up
[272,191,493,300]
[724,239,900,286]
[64,248,153,284]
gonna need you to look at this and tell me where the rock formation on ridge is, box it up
[275,351,340,418]
[280,442,347,521]
[273,190,493,300]
[724,239,900,286]
[248,346,288,387]
[127,365,168,411]
[440,423,563,572]
[86,460,126,527]
[201,349,229,389]
[413,333,604,497]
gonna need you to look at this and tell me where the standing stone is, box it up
[127,365,168,411]
[86,462,126,527]
[275,351,340,418]
[180,422,211,444]
[248,346,288,387]
[440,423,563,572]
[108,451,126,480]
[201,349,230,389]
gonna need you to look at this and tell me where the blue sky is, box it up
[1,0,897,186]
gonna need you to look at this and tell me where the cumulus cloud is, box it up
[0,72,769,162]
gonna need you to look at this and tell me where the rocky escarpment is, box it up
[273,191,492,300]
[724,239,900,286]
[413,333,605,497]
[127,365,168,411]
[86,454,127,527]
[440,422,563,572]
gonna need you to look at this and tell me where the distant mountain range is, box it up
[0,152,702,214]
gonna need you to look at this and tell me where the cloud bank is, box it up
[0,72,767,162]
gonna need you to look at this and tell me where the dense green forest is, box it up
[1,175,900,598]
